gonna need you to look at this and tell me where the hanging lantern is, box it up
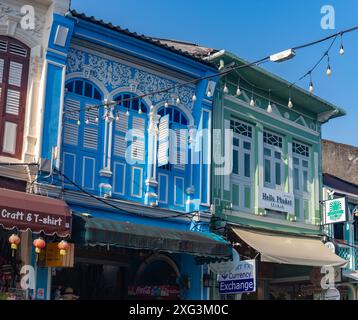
[8,234,20,257]
[33,237,46,254]
[58,240,70,256]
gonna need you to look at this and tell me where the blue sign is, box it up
[218,259,256,294]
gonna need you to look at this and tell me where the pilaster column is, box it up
[145,111,160,205]
[186,125,196,212]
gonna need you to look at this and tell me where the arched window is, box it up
[62,79,104,191]
[157,106,188,209]
[0,36,30,158]
[111,93,148,201]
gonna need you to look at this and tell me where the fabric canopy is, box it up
[232,227,347,267]
[0,188,71,236]
[73,215,231,259]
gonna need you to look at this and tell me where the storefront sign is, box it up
[323,287,340,300]
[218,259,256,294]
[128,285,180,298]
[209,249,240,274]
[324,197,347,224]
[258,187,294,214]
[38,243,75,268]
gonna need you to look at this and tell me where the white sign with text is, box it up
[258,187,295,214]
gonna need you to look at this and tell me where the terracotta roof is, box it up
[70,10,216,67]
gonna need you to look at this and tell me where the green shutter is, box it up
[303,200,309,220]
[244,186,251,209]
[232,184,239,207]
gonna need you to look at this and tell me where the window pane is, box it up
[84,82,92,98]
[233,150,239,175]
[74,80,83,95]
[181,115,188,125]
[132,98,139,110]
[66,82,73,93]
[293,168,299,190]
[302,160,309,168]
[93,88,101,100]
[274,151,281,160]
[293,157,299,165]
[264,148,271,157]
[233,138,239,147]
[243,141,251,150]
[174,109,180,123]
[303,170,308,192]
[264,159,271,183]
[275,162,281,185]
[123,94,130,109]
[244,153,250,178]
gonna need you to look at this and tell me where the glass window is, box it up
[275,162,281,185]
[303,171,308,192]
[84,82,92,98]
[74,80,83,95]
[244,153,250,178]
[233,138,240,147]
[293,167,299,190]
[233,150,239,175]
[264,148,271,157]
[265,159,271,183]
[243,141,251,150]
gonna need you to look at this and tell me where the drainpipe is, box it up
[203,49,226,62]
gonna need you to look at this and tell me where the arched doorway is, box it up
[129,254,181,300]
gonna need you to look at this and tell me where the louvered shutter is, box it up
[113,111,128,158]
[0,37,29,158]
[173,128,187,170]
[131,116,145,161]
[63,98,79,146]
[158,114,169,167]
[83,103,98,150]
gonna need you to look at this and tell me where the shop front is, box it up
[50,213,232,300]
[217,226,347,300]
[0,188,72,300]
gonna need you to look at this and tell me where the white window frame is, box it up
[292,142,311,222]
[263,131,284,191]
[230,119,254,212]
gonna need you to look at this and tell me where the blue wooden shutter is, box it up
[158,114,169,167]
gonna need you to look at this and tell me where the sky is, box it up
[71,0,358,147]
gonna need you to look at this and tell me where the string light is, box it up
[138,108,142,114]
[85,118,89,124]
[326,54,332,76]
[192,93,197,102]
[62,26,358,119]
[176,97,180,105]
[150,104,154,112]
[125,109,129,116]
[267,90,272,113]
[77,119,81,126]
[223,82,229,94]
[250,88,255,106]
[288,88,293,109]
[236,77,241,96]
[339,33,345,55]
[115,113,119,121]
[95,116,99,123]
[164,101,169,108]
[308,73,314,94]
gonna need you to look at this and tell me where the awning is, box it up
[232,227,347,267]
[0,188,71,237]
[343,270,358,281]
[72,215,231,260]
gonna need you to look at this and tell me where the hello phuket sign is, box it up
[258,187,295,214]
[218,259,256,295]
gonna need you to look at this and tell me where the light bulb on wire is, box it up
[207,88,212,98]
[164,101,169,108]
[250,89,255,107]
[326,65,332,77]
[288,88,293,108]
[339,33,345,55]
[116,113,119,121]
[95,116,98,123]
[192,93,197,102]
[125,109,129,117]
[223,83,229,94]
[236,78,241,96]
[309,81,314,94]
[176,97,180,105]
[77,119,81,126]
[85,118,89,125]
[138,108,142,115]
[267,90,272,113]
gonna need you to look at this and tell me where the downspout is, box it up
[203,49,226,62]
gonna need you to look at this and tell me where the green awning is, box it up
[72,216,231,260]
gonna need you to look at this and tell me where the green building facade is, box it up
[209,51,346,300]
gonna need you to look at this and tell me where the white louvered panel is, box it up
[132,116,145,137]
[2,122,17,154]
[0,40,7,52]
[173,128,187,171]
[131,139,144,161]
[113,135,127,158]
[158,114,169,167]
[115,111,128,132]
[65,99,80,120]
[63,123,78,146]
[6,89,20,115]
[0,59,4,83]
[8,61,23,87]
[85,104,99,125]
[83,127,98,150]
[9,43,27,57]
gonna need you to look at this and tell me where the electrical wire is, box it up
[62,25,358,118]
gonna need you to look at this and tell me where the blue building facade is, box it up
[35,11,230,300]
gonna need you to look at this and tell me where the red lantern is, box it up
[33,237,46,254]
[8,234,20,257]
[58,240,70,256]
